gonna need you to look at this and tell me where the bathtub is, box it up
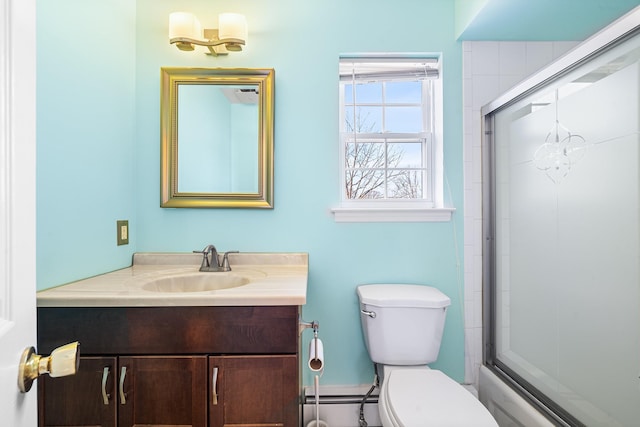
[478,366,556,427]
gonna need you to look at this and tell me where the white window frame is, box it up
[331,54,454,222]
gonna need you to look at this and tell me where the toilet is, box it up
[357,284,498,427]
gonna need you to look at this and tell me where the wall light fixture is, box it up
[169,12,247,56]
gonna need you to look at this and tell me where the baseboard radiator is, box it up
[301,385,382,427]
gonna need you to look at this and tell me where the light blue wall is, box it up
[36,0,137,290]
[35,0,636,390]
[454,0,489,39]
[35,0,465,388]
[134,0,465,386]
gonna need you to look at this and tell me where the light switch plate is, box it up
[117,220,129,245]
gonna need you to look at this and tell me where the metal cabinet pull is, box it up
[101,367,110,405]
[212,367,219,405]
[119,366,127,405]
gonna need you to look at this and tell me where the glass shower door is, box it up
[484,27,640,426]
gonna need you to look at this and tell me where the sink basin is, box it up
[142,272,250,293]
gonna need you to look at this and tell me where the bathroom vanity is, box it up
[36,252,308,427]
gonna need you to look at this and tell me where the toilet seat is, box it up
[379,367,498,427]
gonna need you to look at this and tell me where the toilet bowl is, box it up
[357,284,497,426]
[378,365,497,427]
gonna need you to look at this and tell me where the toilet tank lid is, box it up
[357,284,451,308]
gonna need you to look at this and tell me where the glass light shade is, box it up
[218,13,247,41]
[169,12,202,40]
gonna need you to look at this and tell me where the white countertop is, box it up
[37,252,308,307]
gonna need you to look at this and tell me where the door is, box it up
[0,0,37,425]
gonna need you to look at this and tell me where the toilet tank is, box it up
[357,284,451,365]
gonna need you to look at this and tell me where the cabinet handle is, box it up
[101,367,110,405]
[119,366,127,405]
[212,367,219,405]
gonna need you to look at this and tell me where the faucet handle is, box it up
[221,251,239,271]
[193,246,214,268]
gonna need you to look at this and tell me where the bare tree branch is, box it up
[344,109,420,199]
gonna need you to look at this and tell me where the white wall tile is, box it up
[463,77,473,108]
[472,111,482,148]
[464,50,473,78]
[464,160,473,189]
[472,75,501,110]
[525,42,554,75]
[499,74,525,94]
[472,146,483,183]
[464,269,475,294]
[462,40,562,389]
[552,41,580,59]
[499,42,527,76]
[471,41,500,75]
[464,109,473,136]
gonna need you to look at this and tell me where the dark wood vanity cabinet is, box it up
[37,306,300,427]
[39,355,208,427]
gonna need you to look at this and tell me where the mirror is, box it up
[160,67,274,208]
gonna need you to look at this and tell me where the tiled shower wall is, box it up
[462,40,579,387]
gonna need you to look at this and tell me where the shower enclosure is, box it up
[482,9,640,427]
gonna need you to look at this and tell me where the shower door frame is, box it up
[481,7,640,427]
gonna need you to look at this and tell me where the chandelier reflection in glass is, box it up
[533,89,588,184]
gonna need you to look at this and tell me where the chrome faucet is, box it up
[193,245,238,272]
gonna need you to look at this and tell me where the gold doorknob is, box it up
[18,341,80,393]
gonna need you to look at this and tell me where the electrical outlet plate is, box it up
[117,220,129,245]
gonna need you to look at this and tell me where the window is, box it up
[332,55,453,222]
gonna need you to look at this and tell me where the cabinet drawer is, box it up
[38,305,299,355]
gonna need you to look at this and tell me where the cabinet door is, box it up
[118,356,208,427]
[209,355,298,427]
[38,356,117,427]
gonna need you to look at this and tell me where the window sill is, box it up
[330,206,455,223]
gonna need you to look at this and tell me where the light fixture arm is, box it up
[169,35,245,56]
[169,12,247,57]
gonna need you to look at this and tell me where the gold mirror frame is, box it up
[160,67,274,208]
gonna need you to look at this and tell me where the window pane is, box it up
[344,83,354,104]
[385,106,422,132]
[386,81,421,103]
[345,170,385,199]
[388,170,423,198]
[344,106,355,132]
[345,141,386,169]
[355,106,382,133]
[388,142,423,168]
[355,82,382,103]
